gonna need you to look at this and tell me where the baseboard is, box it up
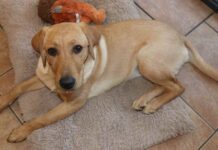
[202,0,218,12]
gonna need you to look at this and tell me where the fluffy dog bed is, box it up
[0,0,194,149]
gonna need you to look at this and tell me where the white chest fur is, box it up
[88,35,110,98]
[83,36,108,84]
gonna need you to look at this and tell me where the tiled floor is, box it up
[0,0,218,149]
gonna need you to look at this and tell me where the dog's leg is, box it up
[143,79,184,114]
[136,57,185,114]
[132,85,164,110]
[7,97,87,143]
[0,76,44,112]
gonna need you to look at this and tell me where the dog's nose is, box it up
[59,76,75,90]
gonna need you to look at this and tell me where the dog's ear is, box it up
[32,27,49,67]
[80,23,101,59]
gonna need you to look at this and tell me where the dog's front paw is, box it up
[132,100,144,110]
[7,126,30,143]
[143,104,157,114]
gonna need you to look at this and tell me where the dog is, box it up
[1,20,218,143]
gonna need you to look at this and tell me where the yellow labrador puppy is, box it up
[1,20,218,143]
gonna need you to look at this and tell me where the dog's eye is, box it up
[48,48,58,56]
[73,45,83,54]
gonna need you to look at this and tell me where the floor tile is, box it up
[135,0,212,34]
[0,72,39,149]
[178,23,218,129]
[10,102,24,123]
[206,13,218,32]
[0,29,12,76]
[0,108,30,150]
[201,132,218,150]
[0,70,14,95]
[0,70,24,122]
[148,102,214,150]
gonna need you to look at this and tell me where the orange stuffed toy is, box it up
[51,0,106,24]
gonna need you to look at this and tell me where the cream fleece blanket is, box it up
[0,0,194,149]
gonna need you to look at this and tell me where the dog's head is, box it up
[32,23,100,91]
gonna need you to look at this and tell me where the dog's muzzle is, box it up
[59,76,76,90]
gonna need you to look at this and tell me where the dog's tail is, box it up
[185,40,218,81]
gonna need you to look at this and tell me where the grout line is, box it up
[9,106,23,124]
[185,12,214,36]
[134,1,155,20]
[9,96,25,124]
[205,22,218,33]
[180,96,215,131]
[0,67,13,77]
[198,130,217,150]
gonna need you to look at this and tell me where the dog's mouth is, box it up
[58,86,83,100]
[63,89,75,93]
[56,86,75,95]
[57,85,75,92]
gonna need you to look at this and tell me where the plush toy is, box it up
[38,0,56,24]
[38,0,106,24]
